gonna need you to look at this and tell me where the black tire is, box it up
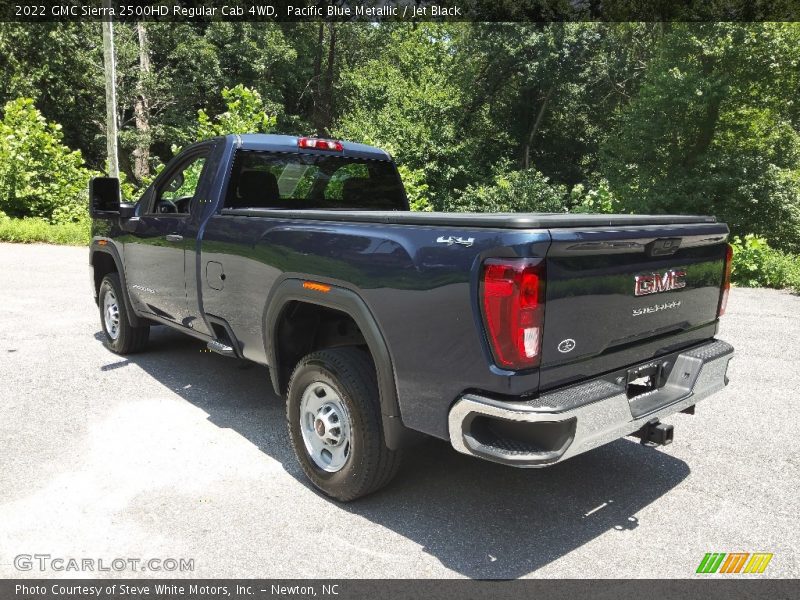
[98,273,150,354]
[287,347,403,501]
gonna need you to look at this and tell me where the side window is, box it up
[151,154,207,215]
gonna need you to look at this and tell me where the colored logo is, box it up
[634,269,686,296]
[696,552,773,574]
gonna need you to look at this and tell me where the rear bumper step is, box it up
[448,339,733,467]
[207,339,236,357]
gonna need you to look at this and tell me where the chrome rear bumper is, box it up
[448,339,734,467]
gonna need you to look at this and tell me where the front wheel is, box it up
[287,347,402,501]
[98,273,150,354]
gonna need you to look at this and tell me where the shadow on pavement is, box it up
[100,326,691,579]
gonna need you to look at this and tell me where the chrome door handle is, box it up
[165,234,183,242]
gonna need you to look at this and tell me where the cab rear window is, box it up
[223,150,407,211]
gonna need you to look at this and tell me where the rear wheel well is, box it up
[92,251,118,301]
[275,301,369,395]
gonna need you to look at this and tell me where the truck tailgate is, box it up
[539,222,729,391]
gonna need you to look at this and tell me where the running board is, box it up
[207,339,236,357]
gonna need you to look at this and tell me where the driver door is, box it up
[124,149,209,327]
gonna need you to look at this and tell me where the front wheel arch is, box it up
[98,273,150,354]
[90,243,144,328]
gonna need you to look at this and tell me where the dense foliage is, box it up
[446,166,568,213]
[195,84,278,139]
[602,24,800,252]
[0,98,96,224]
[0,21,799,276]
[730,234,800,292]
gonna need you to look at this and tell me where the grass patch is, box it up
[0,217,90,246]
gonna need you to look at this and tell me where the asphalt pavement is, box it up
[0,242,797,579]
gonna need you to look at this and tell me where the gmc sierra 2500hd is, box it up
[89,134,734,501]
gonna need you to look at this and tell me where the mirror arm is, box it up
[118,203,137,219]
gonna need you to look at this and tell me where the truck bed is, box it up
[221,208,717,229]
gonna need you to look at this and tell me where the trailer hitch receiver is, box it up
[634,419,674,446]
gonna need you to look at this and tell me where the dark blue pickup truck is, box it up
[89,134,734,500]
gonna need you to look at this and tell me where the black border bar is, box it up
[2,579,799,600]
[2,0,800,22]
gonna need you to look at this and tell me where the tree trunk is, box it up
[311,23,325,134]
[312,23,336,136]
[683,56,725,169]
[118,147,137,184]
[523,84,555,170]
[101,5,119,178]
[322,23,337,136]
[132,22,151,182]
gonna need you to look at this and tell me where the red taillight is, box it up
[481,258,546,370]
[718,243,733,317]
[298,137,343,152]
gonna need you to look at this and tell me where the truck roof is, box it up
[235,133,392,161]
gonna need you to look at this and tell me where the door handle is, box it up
[165,234,183,243]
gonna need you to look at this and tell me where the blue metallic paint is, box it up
[91,134,730,442]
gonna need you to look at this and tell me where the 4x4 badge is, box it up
[436,235,474,247]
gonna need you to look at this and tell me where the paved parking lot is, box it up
[0,242,798,578]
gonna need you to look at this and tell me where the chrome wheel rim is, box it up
[103,287,121,340]
[299,381,352,472]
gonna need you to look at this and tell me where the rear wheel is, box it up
[98,273,150,354]
[287,347,402,501]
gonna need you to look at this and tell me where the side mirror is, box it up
[89,177,121,217]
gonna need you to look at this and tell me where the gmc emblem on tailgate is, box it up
[634,269,687,296]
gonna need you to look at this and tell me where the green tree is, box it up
[602,23,800,251]
[138,85,279,192]
[110,22,295,181]
[334,23,468,209]
[196,84,277,138]
[0,98,95,221]
[0,23,104,165]
[447,165,569,213]
[450,23,656,189]
[397,165,433,212]
[1,21,799,259]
